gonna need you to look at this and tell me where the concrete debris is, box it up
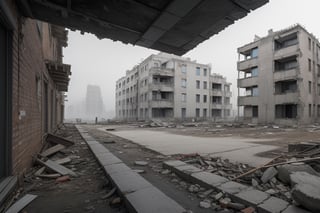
[161,169,171,175]
[134,161,148,166]
[199,200,211,208]
[213,192,224,201]
[241,206,255,213]
[290,172,320,212]
[101,187,116,200]
[188,185,200,193]
[197,189,214,198]
[109,197,121,206]
[261,167,278,183]
[133,169,145,174]
[56,175,70,183]
[277,164,319,184]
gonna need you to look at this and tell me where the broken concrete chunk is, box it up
[261,167,278,183]
[290,172,320,212]
[277,164,319,184]
[134,161,148,166]
[241,207,255,213]
[199,200,211,209]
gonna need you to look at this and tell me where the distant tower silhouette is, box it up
[85,85,104,118]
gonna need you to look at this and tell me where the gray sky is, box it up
[64,0,320,118]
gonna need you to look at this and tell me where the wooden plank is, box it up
[5,194,37,213]
[0,176,17,207]
[38,174,61,178]
[46,133,74,147]
[34,167,45,176]
[36,159,77,177]
[262,156,320,168]
[54,157,71,165]
[40,144,66,157]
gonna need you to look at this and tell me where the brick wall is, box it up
[6,0,67,178]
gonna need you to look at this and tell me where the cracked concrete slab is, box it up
[108,129,277,166]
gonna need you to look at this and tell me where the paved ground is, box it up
[99,128,277,166]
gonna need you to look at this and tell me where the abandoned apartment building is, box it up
[115,53,232,121]
[237,24,320,125]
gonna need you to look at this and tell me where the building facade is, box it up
[115,53,232,121]
[237,24,320,125]
[0,0,70,201]
[85,85,105,119]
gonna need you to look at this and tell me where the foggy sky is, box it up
[64,0,320,119]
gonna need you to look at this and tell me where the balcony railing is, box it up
[237,58,258,71]
[274,44,299,59]
[273,68,298,81]
[238,77,258,88]
[274,92,299,104]
[238,96,259,106]
[151,100,174,108]
[150,67,174,76]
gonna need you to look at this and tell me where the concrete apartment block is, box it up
[237,24,320,125]
[115,53,232,121]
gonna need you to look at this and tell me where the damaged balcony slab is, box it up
[76,125,186,213]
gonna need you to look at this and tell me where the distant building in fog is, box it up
[85,85,104,118]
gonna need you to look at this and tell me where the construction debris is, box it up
[134,161,148,166]
[5,194,37,213]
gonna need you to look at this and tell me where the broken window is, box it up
[203,81,207,89]
[196,80,200,89]
[275,80,297,94]
[203,68,207,76]
[212,96,222,104]
[275,104,297,119]
[196,108,200,117]
[212,83,222,90]
[181,79,187,88]
[181,93,186,102]
[308,59,312,71]
[212,109,222,117]
[181,108,186,118]
[196,67,200,76]
[309,81,312,94]
[252,106,258,117]
[196,94,200,103]
[203,95,207,103]
[203,109,207,117]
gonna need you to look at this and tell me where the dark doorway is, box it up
[0,19,12,179]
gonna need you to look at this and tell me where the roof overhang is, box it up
[18,0,269,55]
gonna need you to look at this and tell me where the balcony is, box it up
[238,77,258,88]
[212,90,223,96]
[211,103,223,109]
[274,44,299,60]
[238,96,259,106]
[151,100,173,108]
[150,67,174,77]
[224,91,232,97]
[237,58,258,71]
[273,68,298,81]
[274,92,299,104]
[150,83,174,92]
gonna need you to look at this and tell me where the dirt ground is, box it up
[21,124,127,213]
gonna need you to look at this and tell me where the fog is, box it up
[64,0,320,120]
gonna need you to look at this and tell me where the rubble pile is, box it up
[164,143,320,212]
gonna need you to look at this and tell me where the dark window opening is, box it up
[275,33,298,50]
[275,104,297,119]
[275,80,297,94]
[212,96,222,104]
[274,56,298,71]
[252,106,258,117]
[212,83,222,90]
[212,109,222,117]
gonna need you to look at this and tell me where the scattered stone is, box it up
[199,200,211,209]
[85,206,95,211]
[133,169,145,174]
[161,169,171,175]
[56,175,70,183]
[213,192,224,201]
[197,189,213,198]
[171,178,179,183]
[188,185,200,193]
[251,178,259,187]
[134,161,148,166]
[241,207,255,213]
[227,202,246,210]
[277,164,319,184]
[265,189,278,195]
[219,198,232,208]
[109,197,121,206]
[290,171,320,212]
[261,167,278,183]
